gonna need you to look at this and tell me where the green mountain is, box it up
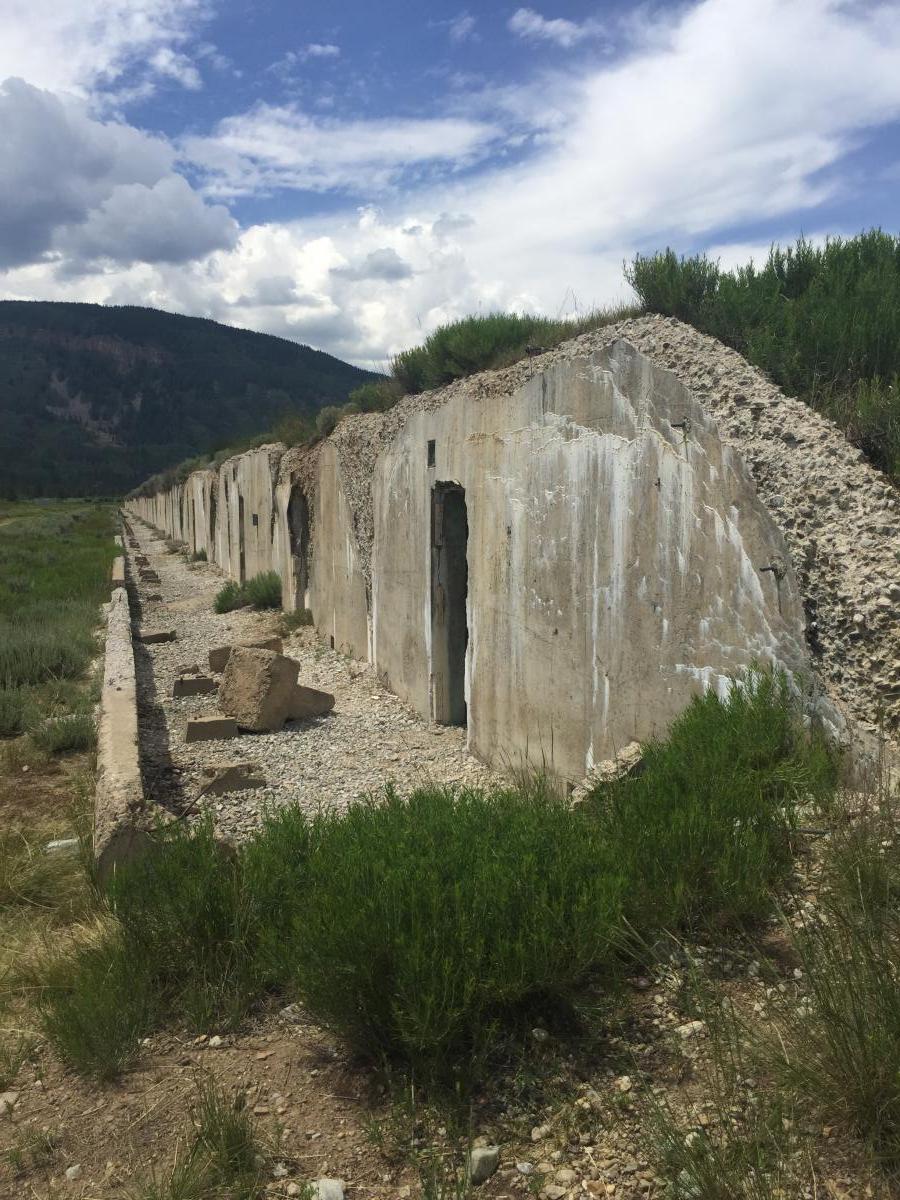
[0,301,375,498]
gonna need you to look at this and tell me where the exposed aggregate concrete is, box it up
[129,525,497,842]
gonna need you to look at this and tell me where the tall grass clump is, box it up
[255,784,626,1085]
[40,821,261,1075]
[584,670,836,937]
[214,572,282,613]
[392,307,639,394]
[626,230,900,479]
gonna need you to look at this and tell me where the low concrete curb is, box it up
[111,556,125,588]
[93,586,153,882]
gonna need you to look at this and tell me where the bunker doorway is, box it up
[288,486,311,608]
[431,483,469,726]
[238,495,246,581]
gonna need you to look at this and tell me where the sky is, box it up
[1,0,899,370]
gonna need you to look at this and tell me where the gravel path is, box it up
[127,522,498,841]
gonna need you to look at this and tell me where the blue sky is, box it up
[1,0,899,367]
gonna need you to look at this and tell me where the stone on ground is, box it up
[287,683,335,720]
[173,674,217,697]
[209,636,283,673]
[467,1146,500,1185]
[218,647,299,732]
[185,715,239,742]
[313,1181,345,1200]
[137,628,176,644]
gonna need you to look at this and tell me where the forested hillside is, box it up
[0,302,374,497]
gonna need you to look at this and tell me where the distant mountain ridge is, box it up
[0,301,375,497]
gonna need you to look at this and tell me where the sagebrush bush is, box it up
[241,571,282,610]
[29,712,95,755]
[626,230,900,479]
[584,670,836,937]
[260,784,626,1083]
[191,548,207,562]
[39,935,156,1080]
[214,572,282,613]
[0,687,37,738]
[392,308,638,394]
[214,580,243,613]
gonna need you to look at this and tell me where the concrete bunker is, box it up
[430,483,469,726]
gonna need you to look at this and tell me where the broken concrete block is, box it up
[208,637,283,674]
[173,675,217,698]
[139,569,160,583]
[136,628,176,644]
[185,716,239,742]
[199,761,265,796]
[287,684,335,721]
[134,555,149,566]
[218,647,299,732]
[111,556,126,588]
[145,592,163,601]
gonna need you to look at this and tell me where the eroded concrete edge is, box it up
[93,584,153,882]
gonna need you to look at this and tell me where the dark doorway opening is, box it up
[288,486,311,608]
[238,495,246,581]
[431,483,469,726]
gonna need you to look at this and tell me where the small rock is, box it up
[208,1035,224,1048]
[516,1161,535,1175]
[314,1181,344,1200]
[677,1020,706,1039]
[65,1165,83,1182]
[272,1163,289,1179]
[531,1123,551,1142]
[614,1075,632,1093]
[467,1145,499,1185]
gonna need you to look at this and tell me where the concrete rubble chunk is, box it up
[314,1182,344,1200]
[209,637,283,674]
[287,683,335,721]
[199,761,265,795]
[137,628,176,644]
[218,648,299,733]
[173,675,218,698]
[111,556,126,588]
[467,1146,500,1185]
[185,715,239,743]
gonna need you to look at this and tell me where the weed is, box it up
[214,572,282,613]
[192,1076,265,1196]
[39,933,155,1080]
[5,1127,62,1177]
[214,580,244,613]
[28,712,95,756]
[277,607,313,635]
[392,307,639,394]
[191,549,207,562]
[583,670,836,938]
[242,571,282,610]
[626,231,900,480]
[268,782,626,1087]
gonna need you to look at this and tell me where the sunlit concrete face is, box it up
[131,339,810,785]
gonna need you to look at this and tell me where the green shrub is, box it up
[105,819,261,1033]
[316,404,343,437]
[392,308,638,394]
[265,784,626,1084]
[29,712,96,755]
[348,379,401,413]
[214,572,282,613]
[214,580,244,613]
[39,936,156,1080]
[191,549,207,562]
[584,670,836,937]
[277,607,314,635]
[626,231,900,480]
[0,687,37,738]
[241,571,282,610]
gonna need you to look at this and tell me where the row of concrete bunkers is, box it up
[129,320,900,786]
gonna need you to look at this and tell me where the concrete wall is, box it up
[129,339,813,783]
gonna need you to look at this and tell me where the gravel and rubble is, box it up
[128,523,498,841]
[328,314,899,745]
